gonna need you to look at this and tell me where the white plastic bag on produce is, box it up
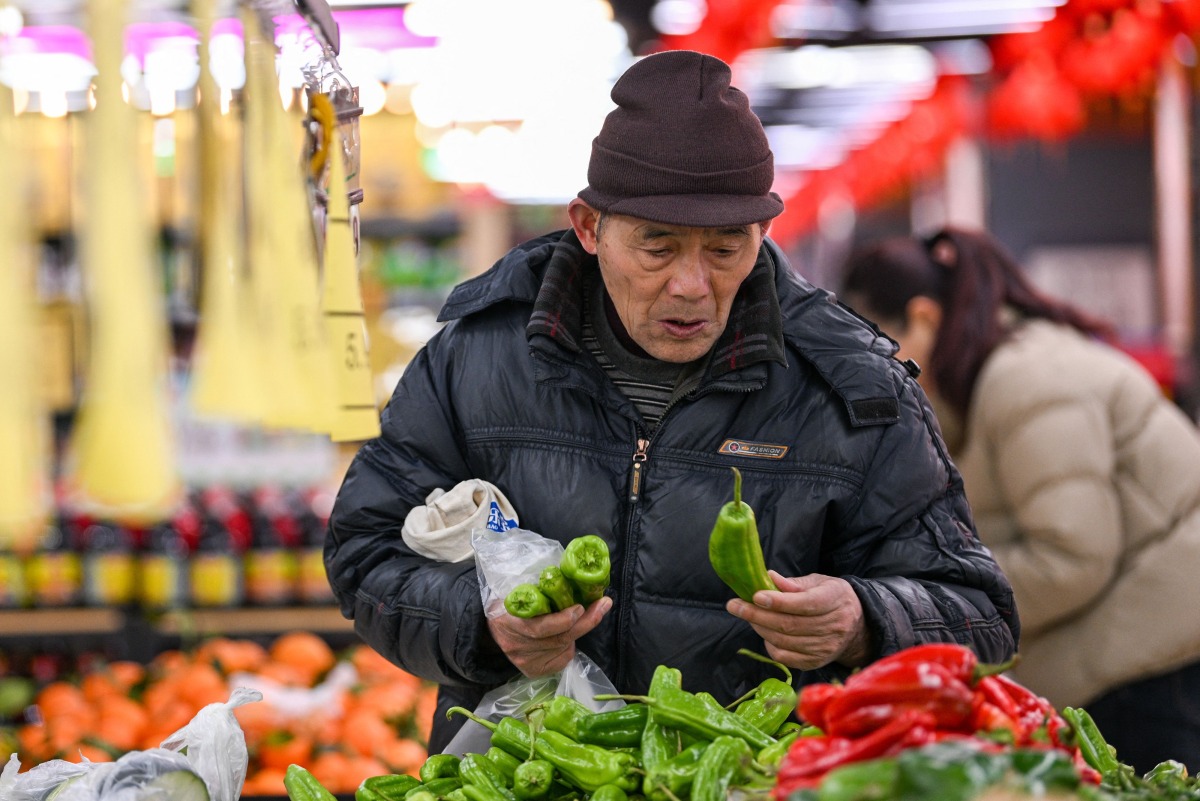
[0,752,92,801]
[442,528,621,756]
[49,750,206,801]
[158,686,263,801]
[227,660,357,722]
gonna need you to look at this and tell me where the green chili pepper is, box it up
[357,774,424,801]
[728,650,798,735]
[421,755,463,783]
[406,791,439,801]
[513,760,557,801]
[460,784,515,801]
[406,779,464,800]
[756,729,802,769]
[560,535,610,604]
[505,583,553,618]
[645,741,708,801]
[575,704,649,748]
[691,736,751,801]
[1145,759,1189,789]
[708,467,776,602]
[596,686,776,751]
[444,790,469,801]
[1061,707,1122,778]
[588,784,628,801]
[538,566,579,612]
[640,666,683,799]
[449,707,639,793]
[487,748,523,784]
[542,695,592,740]
[460,753,514,796]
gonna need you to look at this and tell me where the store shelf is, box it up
[156,606,354,637]
[0,607,124,637]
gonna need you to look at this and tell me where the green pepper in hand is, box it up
[538,566,578,612]
[709,467,776,602]
[560,535,610,604]
[505,583,553,618]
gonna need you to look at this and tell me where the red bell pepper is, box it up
[822,660,975,737]
[797,681,843,731]
[773,709,937,797]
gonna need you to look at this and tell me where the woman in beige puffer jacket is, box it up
[841,226,1200,774]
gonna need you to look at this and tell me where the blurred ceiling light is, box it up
[772,0,861,38]
[39,88,67,117]
[358,76,386,115]
[868,0,1061,34]
[650,0,707,36]
[0,51,94,93]
[0,5,24,37]
[741,44,936,91]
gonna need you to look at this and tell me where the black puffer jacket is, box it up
[326,231,1019,752]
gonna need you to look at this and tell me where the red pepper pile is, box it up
[773,643,1100,797]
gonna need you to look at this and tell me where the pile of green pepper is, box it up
[504,535,612,618]
[332,651,802,801]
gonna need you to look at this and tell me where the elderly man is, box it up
[325,50,1019,752]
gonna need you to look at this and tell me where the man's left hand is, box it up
[726,571,871,669]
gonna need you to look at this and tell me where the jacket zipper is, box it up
[628,437,650,503]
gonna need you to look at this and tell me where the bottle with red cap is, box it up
[138,496,200,611]
[244,485,299,606]
[190,486,247,608]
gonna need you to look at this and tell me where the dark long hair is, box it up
[841,226,1114,418]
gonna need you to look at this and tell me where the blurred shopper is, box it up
[841,226,1200,773]
[326,51,1018,752]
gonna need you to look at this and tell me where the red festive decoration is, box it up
[659,0,786,64]
[987,54,1086,140]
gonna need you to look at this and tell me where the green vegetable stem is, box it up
[709,467,777,602]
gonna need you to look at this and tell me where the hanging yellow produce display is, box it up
[320,118,381,442]
[242,6,336,435]
[188,0,267,424]
[0,84,50,549]
[63,0,180,523]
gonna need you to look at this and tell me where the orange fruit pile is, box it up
[3,632,438,796]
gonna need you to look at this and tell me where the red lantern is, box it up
[989,14,1079,72]
[1164,0,1200,33]
[987,55,1087,140]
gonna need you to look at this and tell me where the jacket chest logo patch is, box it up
[718,439,789,459]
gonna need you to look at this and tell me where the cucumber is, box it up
[135,769,210,801]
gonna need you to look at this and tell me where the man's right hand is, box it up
[487,596,613,677]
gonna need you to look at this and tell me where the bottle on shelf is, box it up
[24,517,82,608]
[139,505,195,611]
[189,487,246,608]
[295,486,335,605]
[0,539,27,609]
[243,485,299,606]
[80,518,137,608]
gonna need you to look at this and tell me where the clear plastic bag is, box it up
[441,528,622,756]
[0,752,92,801]
[159,686,263,801]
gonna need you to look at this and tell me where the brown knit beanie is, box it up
[578,50,784,228]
